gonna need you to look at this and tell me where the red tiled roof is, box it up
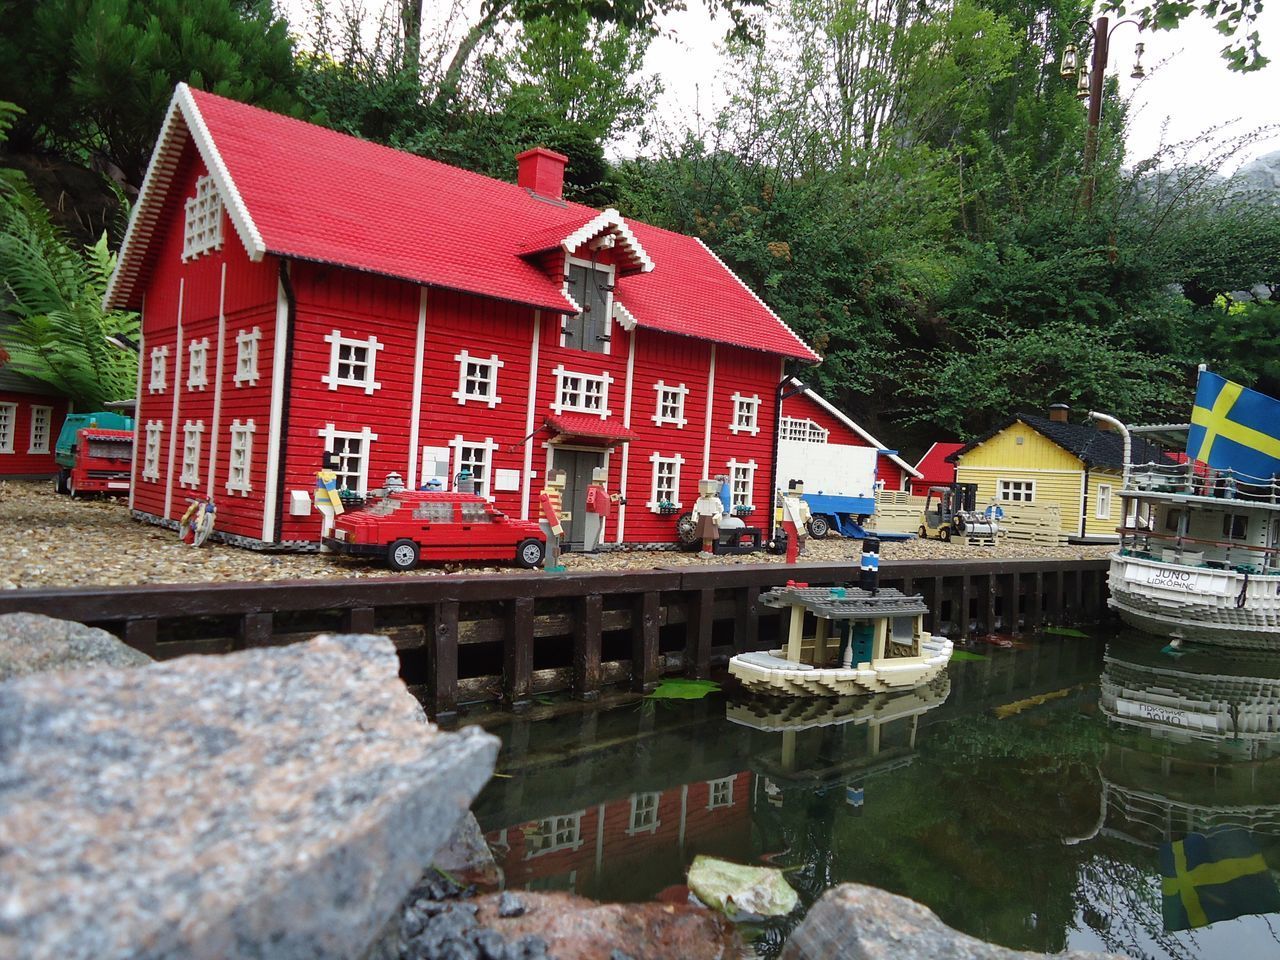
[107,85,818,362]
[545,414,637,445]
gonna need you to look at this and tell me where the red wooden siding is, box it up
[0,391,68,476]
[908,441,963,496]
[130,140,278,538]
[781,390,907,492]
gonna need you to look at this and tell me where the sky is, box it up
[281,1,1280,171]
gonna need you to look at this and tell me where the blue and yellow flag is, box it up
[1186,370,1280,482]
[1160,827,1280,931]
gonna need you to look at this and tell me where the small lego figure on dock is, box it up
[384,472,406,494]
[315,451,345,550]
[692,479,724,557]
[780,479,811,563]
[583,466,622,553]
[539,470,569,572]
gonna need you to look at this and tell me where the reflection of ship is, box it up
[1099,641,1280,757]
[728,675,950,734]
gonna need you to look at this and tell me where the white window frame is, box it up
[550,365,612,418]
[143,421,163,481]
[149,346,168,394]
[27,404,52,454]
[1096,483,1112,520]
[449,435,499,500]
[707,776,736,810]
[526,811,586,858]
[997,479,1035,503]
[179,420,205,489]
[187,337,209,390]
[322,330,383,395]
[318,423,379,496]
[225,419,256,495]
[729,392,761,436]
[651,381,689,428]
[0,402,15,454]
[647,451,685,511]
[627,792,662,836]
[182,174,224,260]
[234,327,261,387]
[727,458,757,509]
[779,416,829,443]
[451,350,504,409]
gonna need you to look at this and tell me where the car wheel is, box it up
[516,538,545,569]
[675,511,699,550]
[68,475,79,499]
[807,515,831,539]
[387,538,420,572]
[918,525,928,540]
[939,525,951,542]
[55,469,70,495]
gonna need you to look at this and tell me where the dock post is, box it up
[239,612,273,648]
[1031,571,1044,629]
[929,577,944,636]
[573,594,603,700]
[986,574,998,634]
[684,588,714,678]
[959,576,972,640]
[429,601,459,721]
[345,607,376,634]
[734,585,761,652]
[631,591,660,693]
[503,596,534,709]
[124,618,159,657]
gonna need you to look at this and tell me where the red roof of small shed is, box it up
[913,442,964,484]
[107,85,818,363]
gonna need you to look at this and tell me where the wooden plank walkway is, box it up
[0,557,1111,720]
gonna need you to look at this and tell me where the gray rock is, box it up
[0,612,151,680]
[782,884,1123,960]
[0,632,499,960]
[497,892,526,918]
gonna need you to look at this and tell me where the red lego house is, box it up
[106,84,819,550]
[0,357,68,479]
[908,441,964,496]
[778,378,919,492]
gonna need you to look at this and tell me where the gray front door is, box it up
[552,448,603,550]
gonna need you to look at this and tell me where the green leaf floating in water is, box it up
[950,650,988,661]
[688,855,799,920]
[646,678,721,700]
[1043,626,1090,638]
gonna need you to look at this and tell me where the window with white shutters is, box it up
[0,403,15,453]
[322,331,383,394]
[452,351,503,408]
[143,421,163,481]
[187,338,209,390]
[149,346,168,394]
[28,405,52,454]
[235,327,261,387]
[552,366,611,417]
[651,381,688,428]
[648,452,684,511]
[226,420,255,495]
[729,392,761,436]
[182,175,223,259]
[179,421,204,488]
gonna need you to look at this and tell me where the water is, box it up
[472,631,1280,959]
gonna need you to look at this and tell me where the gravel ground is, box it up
[0,480,1112,590]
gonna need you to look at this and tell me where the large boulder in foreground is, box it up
[782,884,1122,960]
[0,633,498,960]
[0,611,152,680]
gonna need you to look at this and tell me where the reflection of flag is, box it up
[1160,827,1280,931]
[1186,370,1280,482]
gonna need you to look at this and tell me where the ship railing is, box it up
[1116,527,1280,574]
[1125,460,1280,503]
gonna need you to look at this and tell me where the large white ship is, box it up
[1106,421,1280,648]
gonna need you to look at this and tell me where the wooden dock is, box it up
[0,558,1110,720]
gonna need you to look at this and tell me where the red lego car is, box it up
[324,491,547,571]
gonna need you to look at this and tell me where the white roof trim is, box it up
[562,208,654,274]
[612,300,638,331]
[104,83,266,310]
[785,377,921,478]
[696,239,821,363]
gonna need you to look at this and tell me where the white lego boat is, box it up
[1104,422,1280,649]
[728,584,953,697]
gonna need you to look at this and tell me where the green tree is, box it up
[0,0,302,189]
[0,104,138,408]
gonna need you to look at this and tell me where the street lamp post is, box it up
[1060,17,1144,210]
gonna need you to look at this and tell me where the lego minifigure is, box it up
[780,479,811,563]
[178,497,216,547]
[315,450,345,550]
[692,478,724,557]
[384,471,406,493]
[583,466,623,553]
[538,470,569,571]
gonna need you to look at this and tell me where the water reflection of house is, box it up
[486,772,753,894]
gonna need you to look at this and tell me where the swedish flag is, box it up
[1160,827,1280,931]
[1186,370,1280,482]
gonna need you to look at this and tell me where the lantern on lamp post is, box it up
[1060,17,1144,209]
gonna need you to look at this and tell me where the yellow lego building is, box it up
[946,405,1166,542]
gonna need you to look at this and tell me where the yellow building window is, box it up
[998,479,1035,503]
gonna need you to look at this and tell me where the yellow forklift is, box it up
[918,482,999,541]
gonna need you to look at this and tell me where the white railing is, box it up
[1126,460,1280,503]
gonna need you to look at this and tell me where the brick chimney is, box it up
[1048,403,1070,423]
[516,147,568,201]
